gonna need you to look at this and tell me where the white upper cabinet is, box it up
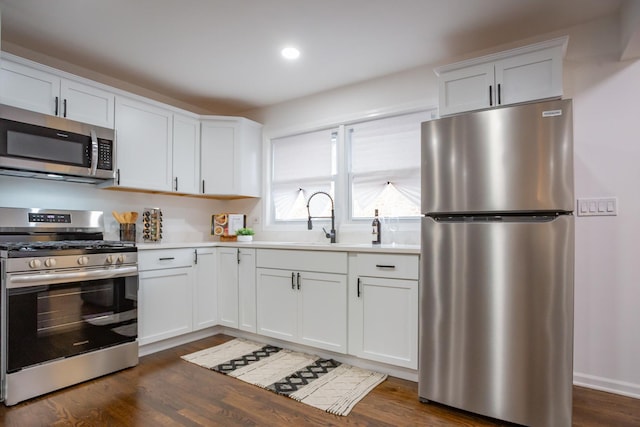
[1,52,263,197]
[200,117,262,197]
[172,113,201,194]
[436,37,567,116]
[0,56,115,128]
[114,96,173,191]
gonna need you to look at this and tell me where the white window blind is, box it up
[271,129,337,221]
[348,111,428,218]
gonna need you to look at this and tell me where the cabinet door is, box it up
[494,47,563,106]
[115,97,173,191]
[238,249,257,333]
[200,120,237,195]
[350,276,418,369]
[256,268,297,342]
[299,271,347,353]
[60,79,115,128]
[438,63,494,116]
[194,248,217,330]
[0,59,59,115]
[235,119,262,197]
[139,267,193,345]
[217,247,239,328]
[172,114,200,194]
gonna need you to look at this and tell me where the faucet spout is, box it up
[306,191,337,243]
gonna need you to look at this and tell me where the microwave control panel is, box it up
[96,139,113,171]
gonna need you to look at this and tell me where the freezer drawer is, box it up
[419,215,574,427]
[421,99,574,214]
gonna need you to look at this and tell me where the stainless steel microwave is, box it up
[0,104,115,183]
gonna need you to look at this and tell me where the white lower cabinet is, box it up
[138,250,194,346]
[137,245,419,370]
[348,253,419,369]
[256,268,347,353]
[217,247,256,332]
[256,249,348,354]
[139,247,218,346]
[193,248,217,330]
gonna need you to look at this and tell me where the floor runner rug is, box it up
[181,338,387,416]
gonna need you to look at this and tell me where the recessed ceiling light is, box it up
[281,47,300,60]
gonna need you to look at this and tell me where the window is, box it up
[348,111,428,219]
[267,109,432,227]
[270,129,337,221]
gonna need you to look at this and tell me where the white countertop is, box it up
[136,240,420,254]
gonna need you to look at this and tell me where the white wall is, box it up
[245,16,640,398]
[565,17,640,398]
[0,176,226,243]
[240,64,438,245]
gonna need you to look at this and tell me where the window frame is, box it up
[264,108,437,231]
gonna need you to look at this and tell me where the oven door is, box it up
[5,266,138,373]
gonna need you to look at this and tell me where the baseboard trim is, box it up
[139,326,224,357]
[142,327,640,397]
[574,372,640,400]
[223,328,419,382]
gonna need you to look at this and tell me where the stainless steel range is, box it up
[0,207,139,406]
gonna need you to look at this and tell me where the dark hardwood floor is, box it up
[1,334,638,426]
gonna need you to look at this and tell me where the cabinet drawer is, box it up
[355,253,419,280]
[139,248,194,271]
[256,249,347,274]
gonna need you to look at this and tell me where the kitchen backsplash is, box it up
[0,176,419,245]
[0,176,229,243]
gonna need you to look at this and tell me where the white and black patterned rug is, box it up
[181,338,387,416]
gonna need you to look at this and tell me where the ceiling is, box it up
[0,0,624,114]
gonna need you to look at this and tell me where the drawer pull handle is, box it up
[375,264,396,269]
[297,272,301,290]
[291,272,295,290]
[357,277,361,298]
[159,257,175,261]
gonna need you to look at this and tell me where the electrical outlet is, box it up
[576,197,617,216]
[251,216,260,225]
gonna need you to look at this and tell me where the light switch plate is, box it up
[577,197,617,216]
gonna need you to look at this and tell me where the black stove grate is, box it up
[0,240,136,252]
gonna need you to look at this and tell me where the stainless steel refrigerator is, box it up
[419,99,574,427]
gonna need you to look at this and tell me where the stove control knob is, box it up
[117,255,126,263]
[44,258,57,268]
[106,255,115,264]
[77,256,89,266]
[29,259,42,269]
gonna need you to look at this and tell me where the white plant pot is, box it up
[237,235,253,242]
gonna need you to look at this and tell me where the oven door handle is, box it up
[6,266,138,289]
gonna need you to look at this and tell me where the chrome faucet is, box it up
[306,191,336,243]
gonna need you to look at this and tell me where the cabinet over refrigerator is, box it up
[419,99,574,427]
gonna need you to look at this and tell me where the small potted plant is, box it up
[235,227,255,242]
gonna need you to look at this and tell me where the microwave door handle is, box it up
[90,129,98,176]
